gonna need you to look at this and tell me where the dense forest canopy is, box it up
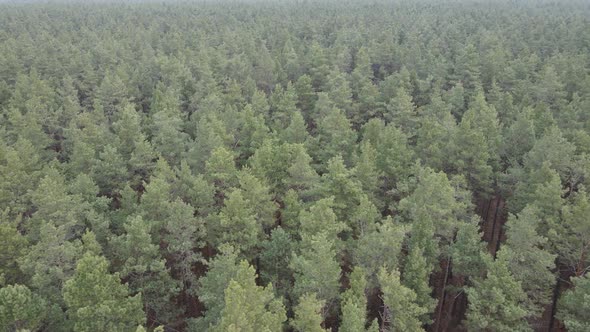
[0,0,589,331]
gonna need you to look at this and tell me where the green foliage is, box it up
[0,284,46,331]
[362,120,414,188]
[112,215,181,325]
[298,197,347,243]
[164,200,205,295]
[340,267,372,332]
[0,1,588,329]
[212,261,286,332]
[378,267,427,332]
[553,188,590,276]
[216,189,261,256]
[353,217,407,286]
[291,232,341,303]
[465,257,530,332]
[499,206,556,316]
[558,274,590,332]
[18,223,83,305]
[195,245,241,329]
[313,107,357,167]
[386,87,418,137]
[63,253,145,332]
[402,247,436,323]
[292,293,327,332]
[0,212,27,285]
[260,227,294,297]
[450,216,488,280]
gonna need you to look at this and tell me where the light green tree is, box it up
[0,284,46,331]
[402,246,436,323]
[259,227,294,298]
[0,211,27,285]
[292,293,327,332]
[112,215,181,326]
[378,267,427,332]
[194,245,241,329]
[340,267,376,332]
[464,256,530,332]
[450,216,488,280]
[291,232,341,304]
[499,206,556,316]
[558,274,590,332]
[63,253,145,332]
[353,217,407,286]
[216,189,261,257]
[212,261,286,332]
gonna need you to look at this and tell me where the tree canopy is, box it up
[0,0,589,331]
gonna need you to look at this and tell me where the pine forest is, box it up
[0,0,589,331]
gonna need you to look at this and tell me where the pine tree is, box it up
[320,156,365,224]
[269,82,298,130]
[445,83,466,119]
[0,284,46,331]
[112,215,181,325]
[63,253,145,332]
[415,95,457,171]
[451,216,488,280]
[524,125,575,179]
[354,80,382,126]
[216,189,261,257]
[235,104,270,162]
[173,160,215,214]
[558,274,590,332]
[353,217,407,286]
[452,111,494,194]
[378,267,427,332]
[96,71,129,119]
[0,212,27,285]
[354,141,383,208]
[164,199,205,295]
[205,146,238,195]
[463,91,502,171]
[554,188,590,277]
[212,261,286,332]
[0,139,44,216]
[314,107,357,167]
[464,256,530,332]
[398,167,470,250]
[340,267,374,332]
[294,74,317,118]
[282,39,301,81]
[284,144,320,196]
[369,122,414,188]
[292,293,327,332]
[386,87,418,137]
[452,44,482,101]
[150,87,189,166]
[402,246,436,323]
[308,41,330,90]
[502,107,536,166]
[93,144,128,195]
[237,169,278,230]
[194,245,241,330]
[187,113,231,172]
[259,227,294,297]
[291,232,341,304]
[499,206,556,316]
[298,197,347,243]
[18,223,83,305]
[349,194,380,239]
[281,110,311,145]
